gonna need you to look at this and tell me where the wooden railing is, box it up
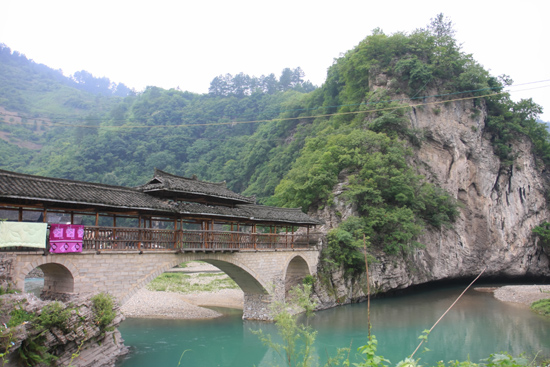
[82,226,319,251]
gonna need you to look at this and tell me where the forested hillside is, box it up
[1,15,548,270]
[0,42,317,193]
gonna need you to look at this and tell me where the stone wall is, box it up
[0,253,15,290]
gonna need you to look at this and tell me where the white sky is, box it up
[1,0,549,120]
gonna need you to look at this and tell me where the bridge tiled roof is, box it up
[136,169,256,205]
[0,169,321,226]
[176,202,320,226]
[0,169,175,213]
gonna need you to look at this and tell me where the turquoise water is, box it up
[116,285,550,367]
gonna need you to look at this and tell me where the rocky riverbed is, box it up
[492,284,550,306]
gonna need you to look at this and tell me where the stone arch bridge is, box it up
[7,248,319,320]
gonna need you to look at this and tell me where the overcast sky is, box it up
[1,0,549,120]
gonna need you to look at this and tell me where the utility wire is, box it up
[409,267,487,359]
[1,83,549,134]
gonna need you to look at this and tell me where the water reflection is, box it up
[117,286,550,367]
[310,287,550,365]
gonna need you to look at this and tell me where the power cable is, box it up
[1,82,549,135]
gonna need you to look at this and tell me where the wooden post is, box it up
[95,212,99,250]
[211,219,215,249]
[203,221,208,249]
[113,214,117,249]
[237,223,240,249]
[149,217,152,249]
[285,226,289,248]
[291,226,295,249]
[230,223,234,249]
[43,208,47,222]
[253,224,257,250]
[173,218,178,249]
[70,211,74,225]
[137,215,142,251]
[18,207,22,222]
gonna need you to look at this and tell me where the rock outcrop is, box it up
[312,93,550,307]
[0,293,127,367]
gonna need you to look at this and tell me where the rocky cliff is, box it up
[312,93,550,307]
[0,292,127,367]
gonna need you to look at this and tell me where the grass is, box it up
[146,272,239,294]
[531,298,550,317]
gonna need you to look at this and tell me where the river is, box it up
[114,285,550,367]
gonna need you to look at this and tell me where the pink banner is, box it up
[49,224,84,253]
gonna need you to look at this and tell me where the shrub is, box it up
[302,275,315,287]
[532,222,550,248]
[91,293,116,330]
[7,307,34,327]
[39,301,70,331]
[531,298,550,317]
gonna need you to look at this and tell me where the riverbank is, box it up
[491,284,550,306]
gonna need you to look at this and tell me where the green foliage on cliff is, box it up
[7,307,34,327]
[532,222,550,248]
[39,301,71,332]
[273,127,457,266]
[486,95,547,166]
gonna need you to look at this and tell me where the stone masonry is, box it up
[8,249,319,320]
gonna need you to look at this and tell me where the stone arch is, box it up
[284,255,311,295]
[119,256,183,304]
[39,263,75,298]
[203,259,268,294]
[15,257,80,298]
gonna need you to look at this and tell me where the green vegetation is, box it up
[7,307,34,327]
[273,129,458,271]
[253,284,319,367]
[91,292,117,331]
[18,336,55,367]
[531,298,550,317]
[5,301,69,366]
[532,222,550,248]
[39,301,71,331]
[0,294,120,366]
[147,272,239,294]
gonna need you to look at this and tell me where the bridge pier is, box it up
[242,275,287,320]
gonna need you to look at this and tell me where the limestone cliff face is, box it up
[312,94,550,307]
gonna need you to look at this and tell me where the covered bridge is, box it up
[0,168,321,252]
